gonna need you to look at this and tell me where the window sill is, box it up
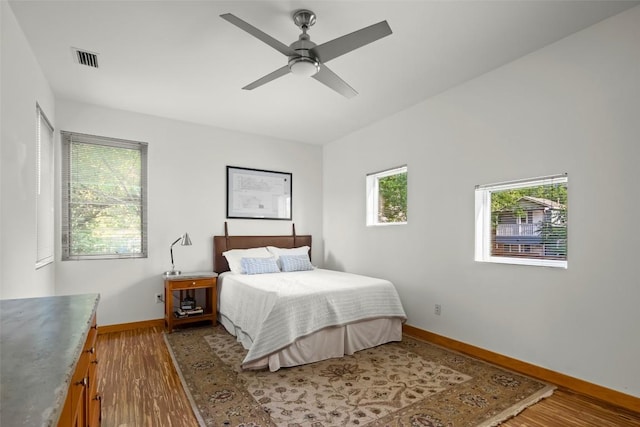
[477,256,567,269]
[366,221,407,227]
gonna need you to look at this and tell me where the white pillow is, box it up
[266,246,311,269]
[223,247,271,274]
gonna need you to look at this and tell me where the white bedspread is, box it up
[218,269,406,367]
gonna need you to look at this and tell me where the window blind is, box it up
[61,131,148,260]
[36,104,54,268]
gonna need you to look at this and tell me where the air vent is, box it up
[72,48,99,68]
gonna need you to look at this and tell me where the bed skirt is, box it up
[219,315,403,371]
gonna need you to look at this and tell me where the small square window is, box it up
[366,166,407,226]
[475,174,567,268]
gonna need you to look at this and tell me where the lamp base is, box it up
[164,270,181,276]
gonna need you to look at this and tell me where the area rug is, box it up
[164,325,555,427]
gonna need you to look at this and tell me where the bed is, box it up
[213,225,407,371]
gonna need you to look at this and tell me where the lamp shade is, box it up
[180,233,192,246]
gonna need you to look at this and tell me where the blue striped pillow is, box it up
[279,254,314,272]
[240,257,280,274]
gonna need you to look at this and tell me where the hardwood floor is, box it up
[97,327,640,427]
[97,327,198,427]
[500,390,640,427]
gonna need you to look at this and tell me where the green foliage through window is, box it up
[378,172,407,223]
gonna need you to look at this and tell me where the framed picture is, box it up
[226,166,292,220]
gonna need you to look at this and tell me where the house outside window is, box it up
[366,166,407,226]
[475,174,567,268]
[61,131,148,260]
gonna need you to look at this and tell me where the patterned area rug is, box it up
[164,325,554,427]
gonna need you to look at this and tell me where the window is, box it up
[36,104,54,268]
[61,131,148,260]
[366,166,407,226]
[475,174,567,268]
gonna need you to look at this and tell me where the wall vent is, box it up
[73,48,99,68]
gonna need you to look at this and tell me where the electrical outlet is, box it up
[155,293,164,304]
[434,304,441,316]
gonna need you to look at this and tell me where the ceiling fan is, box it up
[220,10,392,98]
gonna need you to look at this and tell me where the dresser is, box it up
[0,293,101,426]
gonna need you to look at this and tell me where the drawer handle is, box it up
[75,377,88,387]
[91,324,98,330]
[86,347,96,354]
[96,393,103,422]
[192,281,196,285]
[91,359,99,365]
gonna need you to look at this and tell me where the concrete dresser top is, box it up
[0,293,100,427]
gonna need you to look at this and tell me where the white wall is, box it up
[323,6,640,398]
[53,100,322,326]
[1,2,56,299]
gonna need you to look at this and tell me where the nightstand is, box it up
[163,272,217,333]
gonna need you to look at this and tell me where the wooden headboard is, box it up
[213,223,312,273]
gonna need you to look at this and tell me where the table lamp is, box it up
[165,233,192,276]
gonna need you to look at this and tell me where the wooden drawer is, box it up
[170,278,214,289]
[60,312,99,427]
[85,322,97,354]
[54,298,100,427]
[88,350,101,426]
[70,358,88,423]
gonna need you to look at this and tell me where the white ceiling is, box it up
[9,1,638,145]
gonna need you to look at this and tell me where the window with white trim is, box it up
[36,104,54,268]
[61,131,148,260]
[475,174,567,268]
[366,165,407,226]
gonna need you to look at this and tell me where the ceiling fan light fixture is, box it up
[288,56,319,77]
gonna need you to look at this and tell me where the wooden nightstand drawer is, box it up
[171,278,213,289]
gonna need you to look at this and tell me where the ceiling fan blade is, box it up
[220,13,297,57]
[312,65,357,98]
[243,65,291,90]
[311,20,392,63]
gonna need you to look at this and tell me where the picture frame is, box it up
[226,166,292,220]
